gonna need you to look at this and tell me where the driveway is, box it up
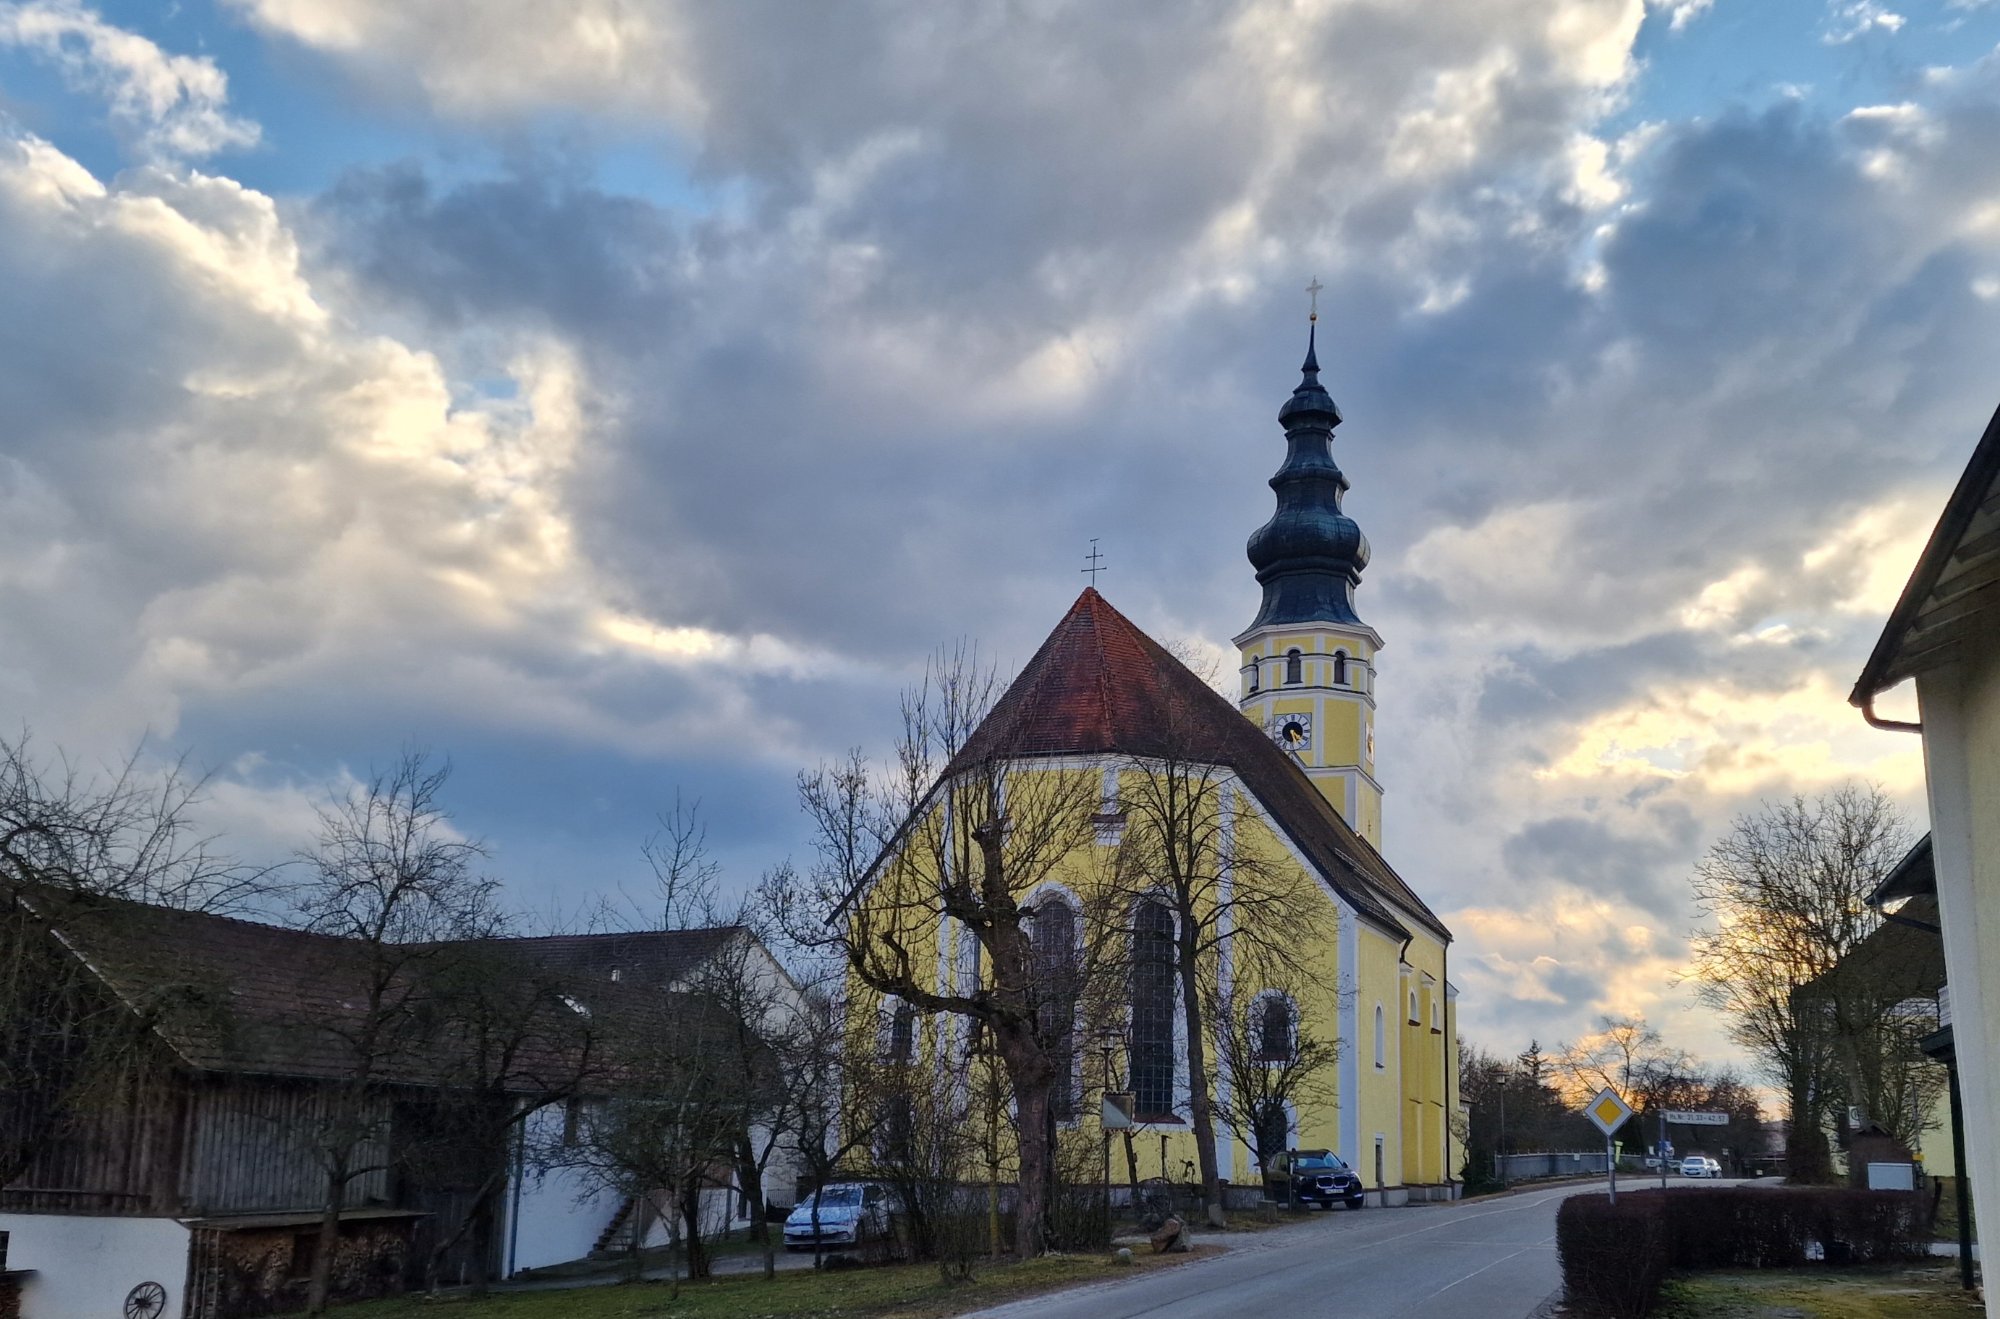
[965,1178,1761,1319]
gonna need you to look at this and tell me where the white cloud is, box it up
[1824,0,1907,43]
[0,1,259,159]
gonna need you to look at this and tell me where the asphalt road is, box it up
[966,1178,1761,1319]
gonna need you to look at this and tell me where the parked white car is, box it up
[783,1183,892,1251]
[1679,1156,1722,1178]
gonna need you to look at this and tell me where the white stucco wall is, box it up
[1917,624,2000,1319]
[505,1159,623,1274]
[0,1213,189,1319]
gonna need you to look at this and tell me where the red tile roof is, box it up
[955,588,1448,941]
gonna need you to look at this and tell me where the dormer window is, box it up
[1333,651,1348,685]
[1285,649,1303,684]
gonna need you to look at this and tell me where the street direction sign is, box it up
[1663,1109,1729,1126]
[1101,1091,1135,1130]
[1585,1086,1634,1136]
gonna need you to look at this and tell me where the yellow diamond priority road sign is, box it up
[1585,1086,1633,1137]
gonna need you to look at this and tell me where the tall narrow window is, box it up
[1031,895,1080,1120]
[1255,995,1295,1062]
[1130,900,1176,1118]
[1285,649,1303,684]
[1373,1004,1385,1068]
[1333,651,1348,685]
[888,1001,915,1064]
[1247,662,1259,693]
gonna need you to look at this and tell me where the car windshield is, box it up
[803,1187,862,1209]
[1292,1151,1347,1171]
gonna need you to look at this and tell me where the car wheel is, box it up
[1347,1198,1364,1210]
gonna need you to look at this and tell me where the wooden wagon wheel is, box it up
[124,1281,168,1319]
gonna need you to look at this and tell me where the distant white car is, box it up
[1679,1156,1721,1178]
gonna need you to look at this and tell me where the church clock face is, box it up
[1273,712,1312,751]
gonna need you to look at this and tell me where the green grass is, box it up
[1656,1265,1985,1319]
[295,1247,1213,1319]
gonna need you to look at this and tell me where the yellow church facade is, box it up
[845,319,1458,1202]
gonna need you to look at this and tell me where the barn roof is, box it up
[13,886,736,1087]
[951,588,1448,942]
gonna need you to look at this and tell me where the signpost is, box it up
[1584,1087,1634,1202]
[1659,1109,1729,1188]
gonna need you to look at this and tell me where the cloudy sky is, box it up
[2,0,1995,1077]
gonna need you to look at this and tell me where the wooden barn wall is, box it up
[0,1079,190,1215]
[184,1078,392,1214]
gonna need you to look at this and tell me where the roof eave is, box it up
[1851,400,2000,705]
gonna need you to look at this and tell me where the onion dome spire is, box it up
[1245,293,1370,630]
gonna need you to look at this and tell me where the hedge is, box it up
[1556,1186,1930,1317]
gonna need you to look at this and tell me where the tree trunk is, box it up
[307,1167,343,1315]
[989,1016,1054,1258]
[680,1181,711,1279]
[465,1181,495,1298]
[1177,930,1227,1226]
[736,1135,768,1244]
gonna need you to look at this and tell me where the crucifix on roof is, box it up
[1307,277,1323,323]
[1082,538,1106,586]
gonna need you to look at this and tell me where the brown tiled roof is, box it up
[17,887,718,1087]
[953,588,1448,941]
[478,926,742,989]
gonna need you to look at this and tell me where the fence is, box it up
[1495,1151,1613,1180]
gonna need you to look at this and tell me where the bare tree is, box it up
[1209,976,1339,1182]
[402,937,601,1297]
[291,752,502,1314]
[778,648,1101,1258]
[1105,694,1333,1226]
[1684,784,1916,1181]
[0,733,264,1188]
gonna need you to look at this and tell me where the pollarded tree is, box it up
[1685,784,1915,1182]
[778,648,1103,1258]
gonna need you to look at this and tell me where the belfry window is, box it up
[1247,662,1259,694]
[1031,895,1080,1120]
[1285,649,1303,684]
[1130,900,1176,1118]
[1333,652,1348,685]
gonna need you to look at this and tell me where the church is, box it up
[854,316,1458,1206]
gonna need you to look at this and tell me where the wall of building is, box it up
[1917,627,2000,1319]
[0,1213,188,1319]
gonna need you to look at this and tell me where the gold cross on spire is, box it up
[1306,278,1324,323]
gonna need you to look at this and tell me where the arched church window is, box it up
[888,1001,915,1064]
[1373,1004,1385,1068]
[1333,651,1348,685]
[1031,894,1080,1120]
[1255,994,1295,1062]
[1247,662,1259,694]
[1285,649,1303,685]
[1408,988,1420,1024]
[1130,900,1176,1118]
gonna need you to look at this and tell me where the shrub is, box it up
[1557,1187,1930,1317]
[1556,1196,1669,1318]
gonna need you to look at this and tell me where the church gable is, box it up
[952,588,1448,944]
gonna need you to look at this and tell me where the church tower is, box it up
[1234,312,1384,847]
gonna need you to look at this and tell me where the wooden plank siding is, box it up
[2,1074,390,1216]
[183,1076,392,1215]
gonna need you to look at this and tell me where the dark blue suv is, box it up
[1268,1149,1366,1210]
